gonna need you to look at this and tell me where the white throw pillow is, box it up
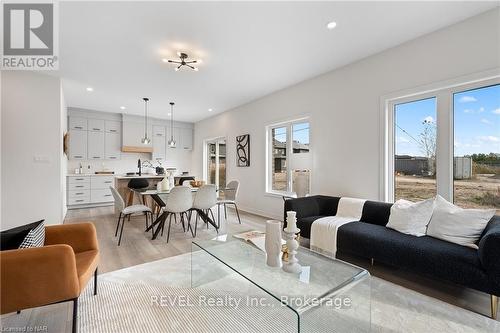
[426,195,495,249]
[386,198,434,236]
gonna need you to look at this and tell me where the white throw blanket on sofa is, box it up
[310,197,366,258]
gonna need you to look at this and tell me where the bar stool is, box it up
[127,178,149,206]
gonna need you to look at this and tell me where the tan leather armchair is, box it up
[1,223,99,333]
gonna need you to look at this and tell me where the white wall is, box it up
[61,86,68,219]
[1,71,65,230]
[192,9,500,219]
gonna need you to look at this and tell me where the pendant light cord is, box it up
[170,102,175,143]
[142,97,150,143]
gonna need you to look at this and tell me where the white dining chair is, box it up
[191,184,218,236]
[161,186,193,243]
[110,186,153,246]
[216,180,241,224]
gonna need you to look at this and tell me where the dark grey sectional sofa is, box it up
[283,195,500,318]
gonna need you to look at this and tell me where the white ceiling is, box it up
[58,1,497,122]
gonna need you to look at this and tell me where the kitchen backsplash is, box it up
[67,151,192,175]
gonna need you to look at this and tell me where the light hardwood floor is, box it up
[64,205,266,273]
[2,206,497,332]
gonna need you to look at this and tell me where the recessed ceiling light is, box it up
[120,106,126,110]
[167,113,172,116]
[161,58,168,63]
[327,21,337,30]
[86,87,93,92]
[208,108,213,112]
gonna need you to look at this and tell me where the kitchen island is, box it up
[114,174,196,206]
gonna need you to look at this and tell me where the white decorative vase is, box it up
[283,211,302,274]
[160,177,170,191]
[265,220,282,267]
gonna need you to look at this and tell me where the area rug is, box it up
[78,253,500,333]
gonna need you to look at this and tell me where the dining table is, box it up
[135,188,219,240]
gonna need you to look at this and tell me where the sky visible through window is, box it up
[273,123,310,144]
[454,84,500,157]
[395,84,499,157]
[395,97,436,157]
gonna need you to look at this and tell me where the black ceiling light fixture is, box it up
[166,52,199,72]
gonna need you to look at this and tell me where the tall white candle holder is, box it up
[283,211,302,274]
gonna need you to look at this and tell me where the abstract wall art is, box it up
[236,134,250,167]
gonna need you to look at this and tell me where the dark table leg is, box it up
[144,194,168,240]
[193,208,219,232]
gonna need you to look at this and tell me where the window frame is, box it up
[381,71,500,203]
[266,117,310,196]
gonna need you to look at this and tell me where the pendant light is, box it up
[168,102,176,148]
[141,97,151,144]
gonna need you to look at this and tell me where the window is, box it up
[453,84,499,211]
[394,97,437,201]
[271,127,288,191]
[385,75,499,213]
[267,120,310,196]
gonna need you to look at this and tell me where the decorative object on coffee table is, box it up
[236,134,250,167]
[265,220,282,267]
[283,211,302,273]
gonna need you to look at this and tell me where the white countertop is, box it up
[67,173,115,177]
[67,173,195,179]
[114,174,165,179]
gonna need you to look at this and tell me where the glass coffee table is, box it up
[191,234,371,332]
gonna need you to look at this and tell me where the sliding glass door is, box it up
[386,76,499,213]
[206,138,226,190]
[393,97,437,201]
[453,84,499,211]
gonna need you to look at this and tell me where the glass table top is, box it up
[192,234,369,314]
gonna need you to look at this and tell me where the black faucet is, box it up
[137,159,142,176]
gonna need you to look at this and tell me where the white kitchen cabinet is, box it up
[69,116,87,131]
[105,120,121,133]
[153,125,166,136]
[152,125,166,160]
[88,131,105,159]
[180,127,193,150]
[69,130,87,159]
[105,132,121,160]
[88,119,105,132]
[91,175,114,189]
[67,175,113,208]
[167,127,182,149]
[91,189,114,203]
[122,120,152,148]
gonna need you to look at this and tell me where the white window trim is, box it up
[265,117,310,196]
[380,68,500,203]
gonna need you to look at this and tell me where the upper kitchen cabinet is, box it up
[105,132,121,160]
[69,116,87,131]
[122,115,153,153]
[152,125,166,161]
[68,129,87,159]
[88,119,105,132]
[105,120,121,133]
[167,127,182,150]
[88,131,105,159]
[180,127,193,150]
